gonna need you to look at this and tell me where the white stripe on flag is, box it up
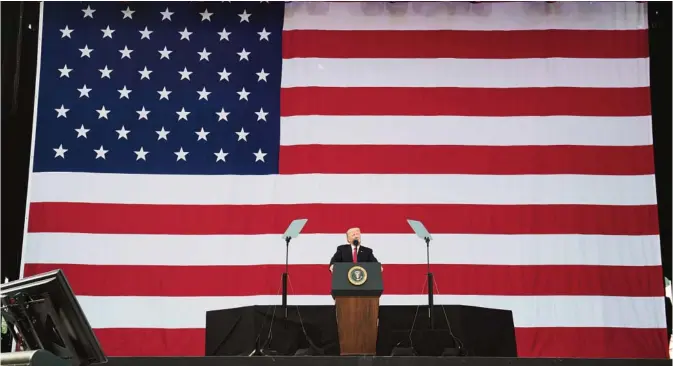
[280,58,650,88]
[23,233,662,267]
[279,116,654,147]
[78,294,666,329]
[28,172,657,206]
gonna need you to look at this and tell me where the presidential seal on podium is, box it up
[347,265,368,286]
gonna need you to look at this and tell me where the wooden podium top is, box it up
[331,262,383,298]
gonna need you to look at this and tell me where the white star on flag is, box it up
[156,127,170,141]
[214,149,228,162]
[239,9,251,23]
[101,25,114,38]
[119,46,133,59]
[60,25,74,38]
[75,125,90,138]
[253,148,267,162]
[176,108,190,121]
[136,107,151,120]
[200,9,214,22]
[255,107,268,121]
[121,6,135,19]
[55,105,69,118]
[78,85,92,98]
[195,128,210,141]
[53,144,67,158]
[237,87,250,101]
[158,47,172,60]
[237,48,251,61]
[116,126,131,140]
[174,147,189,161]
[96,106,110,119]
[82,5,95,18]
[139,27,153,40]
[160,7,173,21]
[134,147,149,161]
[94,145,109,159]
[258,28,271,41]
[118,86,132,99]
[179,28,192,41]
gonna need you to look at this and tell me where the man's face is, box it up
[347,228,361,244]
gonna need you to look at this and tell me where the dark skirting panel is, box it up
[377,305,517,357]
[205,305,516,357]
[205,305,340,356]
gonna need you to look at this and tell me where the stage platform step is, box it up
[107,356,669,366]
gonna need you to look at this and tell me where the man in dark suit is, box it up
[329,227,379,272]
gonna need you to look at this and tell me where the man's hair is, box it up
[346,227,360,236]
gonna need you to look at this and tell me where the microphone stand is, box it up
[425,236,434,329]
[282,236,290,318]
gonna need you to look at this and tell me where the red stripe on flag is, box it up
[282,29,649,59]
[93,327,667,358]
[23,263,664,297]
[279,145,655,175]
[28,203,659,235]
[280,87,651,117]
[514,327,669,359]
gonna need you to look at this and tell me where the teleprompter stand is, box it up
[280,219,308,317]
[407,219,436,328]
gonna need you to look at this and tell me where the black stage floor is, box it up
[107,356,670,366]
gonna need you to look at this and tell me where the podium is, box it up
[331,262,383,355]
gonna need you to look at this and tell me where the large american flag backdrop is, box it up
[21,0,666,359]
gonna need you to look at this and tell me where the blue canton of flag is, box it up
[32,1,283,175]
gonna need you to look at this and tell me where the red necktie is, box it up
[352,247,357,263]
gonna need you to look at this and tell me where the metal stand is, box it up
[245,219,307,356]
[282,237,290,318]
[406,219,465,354]
[278,218,307,317]
[424,237,434,328]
